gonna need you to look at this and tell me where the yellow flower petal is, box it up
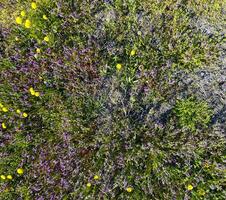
[25,19,31,28]
[94,175,99,180]
[21,11,26,17]
[44,36,49,42]
[1,175,6,180]
[16,109,21,114]
[2,107,8,112]
[86,182,91,187]
[126,187,133,193]
[7,175,12,180]
[116,63,122,71]
[36,48,41,53]
[16,17,22,25]
[187,184,193,191]
[34,92,40,97]
[2,123,6,129]
[43,15,48,20]
[17,168,24,175]
[23,113,28,118]
[31,2,37,9]
[130,49,136,56]
[29,87,35,93]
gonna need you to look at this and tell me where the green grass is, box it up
[0,0,225,199]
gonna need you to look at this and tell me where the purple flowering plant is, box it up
[0,0,225,199]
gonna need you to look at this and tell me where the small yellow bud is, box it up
[25,19,31,28]
[0,103,3,108]
[187,184,193,191]
[16,17,22,24]
[36,48,41,53]
[17,168,24,175]
[126,187,133,193]
[44,36,49,42]
[86,182,91,187]
[21,11,26,17]
[29,87,35,95]
[31,2,37,9]
[2,107,8,112]
[2,123,6,129]
[94,175,99,180]
[34,92,40,97]
[29,87,34,92]
[116,63,122,71]
[16,109,21,114]
[43,15,48,20]
[130,49,136,56]
[23,112,28,118]
[7,175,12,180]
[1,175,6,180]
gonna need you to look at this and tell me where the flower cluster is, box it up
[15,9,31,28]
[0,103,8,112]
[29,87,40,97]
[1,175,12,180]
[0,168,24,182]
[14,1,50,44]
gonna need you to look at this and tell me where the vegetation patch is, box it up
[0,0,225,199]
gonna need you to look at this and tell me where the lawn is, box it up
[0,0,225,199]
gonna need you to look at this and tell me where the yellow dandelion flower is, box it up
[16,109,21,114]
[94,175,99,180]
[22,113,28,118]
[36,48,41,53]
[2,107,8,112]
[130,49,136,56]
[29,87,35,95]
[116,63,122,71]
[126,187,133,193]
[31,2,37,9]
[2,123,6,129]
[1,175,6,180]
[44,36,49,42]
[86,182,91,187]
[24,19,31,28]
[17,168,24,175]
[21,11,26,17]
[187,184,193,191]
[7,175,12,180]
[29,87,34,92]
[16,17,22,25]
[43,15,48,20]
[31,90,36,95]
[34,92,40,97]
